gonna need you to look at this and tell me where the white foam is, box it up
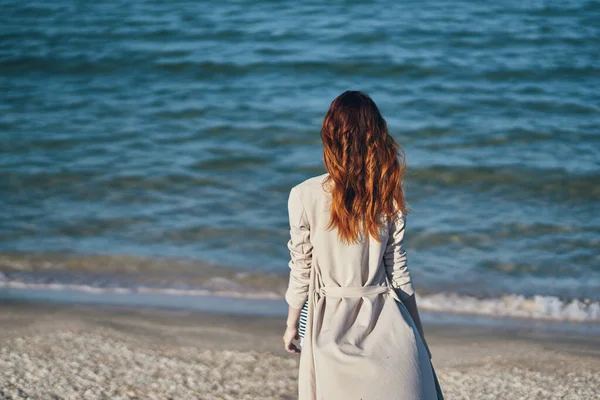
[0,280,281,300]
[416,292,600,322]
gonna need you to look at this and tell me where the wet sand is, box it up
[1,301,599,399]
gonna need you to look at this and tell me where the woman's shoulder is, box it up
[290,172,330,195]
[289,173,330,210]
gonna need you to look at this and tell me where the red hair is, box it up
[321,91,409,244]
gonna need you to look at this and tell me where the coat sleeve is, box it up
[383,212,416,301]
[284,187,313,309]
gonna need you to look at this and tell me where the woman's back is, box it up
[285,172,414,307]
[286,173,437,400]
[282,91,442,399]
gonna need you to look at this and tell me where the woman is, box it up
[282,91,443,399]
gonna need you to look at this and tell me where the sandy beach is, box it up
[2,0,598,398]
[0,302,598,400]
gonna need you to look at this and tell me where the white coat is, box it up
[285,173,438,400]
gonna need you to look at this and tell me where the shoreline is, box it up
[1,301,600,399]
[2,252,599,325]
[2,284,600,330]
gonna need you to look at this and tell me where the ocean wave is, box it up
[0,55,445,79]
[408,165,600,202]
[417,292,600,323]
[1,273,598,323]
[0,277,281,300]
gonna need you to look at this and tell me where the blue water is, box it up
[1,1,599,315]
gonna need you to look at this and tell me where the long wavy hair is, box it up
[321,91,409,244]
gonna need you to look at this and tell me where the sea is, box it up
[1,0,599,328]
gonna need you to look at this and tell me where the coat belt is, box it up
[313,284,401,304]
